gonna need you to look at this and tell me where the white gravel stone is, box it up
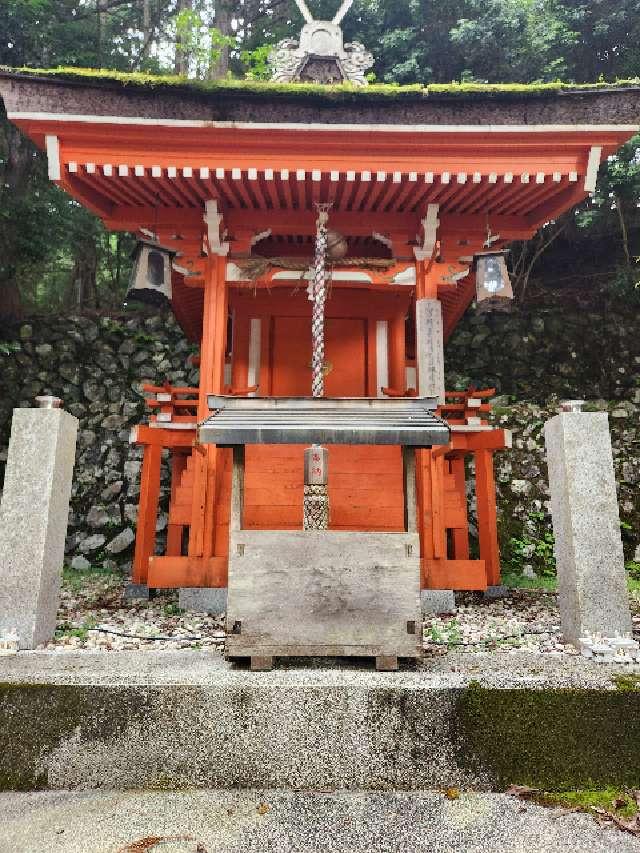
[49,571,225,652]
[49,573,639,664]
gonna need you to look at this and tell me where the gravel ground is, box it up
[46,572,226,652]
[423,587,640,657]
[1,789,638,853]
[44,571,640,661]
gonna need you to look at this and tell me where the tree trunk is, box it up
[614,194,631,267]
[0,121,37,321]
[141,0,152,59]
[96,1,102,66]
[210,1,232,79]
[174,0,192,76]
[67,241,99,311]
[0,277,23,321]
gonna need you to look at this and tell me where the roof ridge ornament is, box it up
[270,0,373,86]
[292,0,355,26]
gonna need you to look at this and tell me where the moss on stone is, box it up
[537,787,638,820]
[5,66,640,104]
[0,683,151,790]
[455,685,640,789]
[613,673,640,692]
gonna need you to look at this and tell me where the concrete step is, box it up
[1,650,640,792]
[1,789,638,853]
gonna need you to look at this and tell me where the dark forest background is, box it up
[1,0,639,321]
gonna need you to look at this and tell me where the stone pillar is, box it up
[0,405,78,648]
[544,411,632,645]
[415,298,445,403]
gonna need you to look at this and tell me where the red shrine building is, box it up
[2,67,638,603]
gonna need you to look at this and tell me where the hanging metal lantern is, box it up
[125,241,175,307]
[474,251,514,309]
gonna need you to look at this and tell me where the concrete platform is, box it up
[1,789,638,853]
[2,651,639,792]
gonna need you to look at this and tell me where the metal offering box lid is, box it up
[199,395,450,447]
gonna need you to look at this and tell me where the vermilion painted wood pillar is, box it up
[388,308,406,393]
[475,448,501,586]
[188,254,227,578]
[450,456,470,560]
[132,442,162,584]
[166,454,187,557]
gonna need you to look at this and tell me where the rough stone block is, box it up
[421,589,456,615]
[0,408,78,649]
[544,412,632,645]
[179,587,227,615]
[483,585,509,601]
[123,583,150,601]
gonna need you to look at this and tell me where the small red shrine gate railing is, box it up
[130,384,508,592]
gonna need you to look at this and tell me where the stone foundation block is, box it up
[179,587,227,614]
[421,589,456,615]
[124,583,150,601]
[483,585,509,601]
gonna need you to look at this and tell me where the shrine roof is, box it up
[2,67,640,127]
[2,67,638,344]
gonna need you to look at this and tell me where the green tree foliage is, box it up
[0,0,639,318]
[450,0,580,83]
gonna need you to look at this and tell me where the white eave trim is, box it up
[45,134,60,180]
[8,111,639,135]
[584,145,603,193]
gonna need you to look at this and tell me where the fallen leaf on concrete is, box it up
[444,788,460,800]
[116,835,204,853]
[117,838,164,852]
[257,802,271,815]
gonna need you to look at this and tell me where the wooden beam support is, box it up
[449,429,510,452]
[423,559,487,591]
[147,556,227,588]
[388,308,406,393]
[131,442,162,585]
[525,184,587,230]
[475,449,501,587]
[189,254,228,563]
[450,457,470,560]
[167,454,187,557]
[132,424,195,447]
[106,205,533,241]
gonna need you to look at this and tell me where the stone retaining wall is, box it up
[0,312,196,571]
[0,289,638,576]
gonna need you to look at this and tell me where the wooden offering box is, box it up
[200,395,447,670]
[226,530,421,671]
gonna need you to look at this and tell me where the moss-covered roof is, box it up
[6,66,640,104]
